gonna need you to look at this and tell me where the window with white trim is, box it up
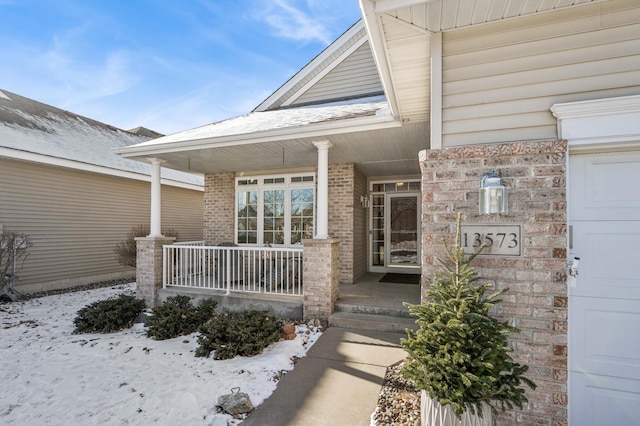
[236,174,315,246]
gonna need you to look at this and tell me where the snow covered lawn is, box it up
[0,283,321,425]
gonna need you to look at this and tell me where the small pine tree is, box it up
[401,213,535,418]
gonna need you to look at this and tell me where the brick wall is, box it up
[204,172,235,245]
[420,140,568,426]
[328,163,355,284]
[135,236,175,307]
[302,238,340,319]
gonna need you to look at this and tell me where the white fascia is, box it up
[0,147,204,191]
[359,0,401,120]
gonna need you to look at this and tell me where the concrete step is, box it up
[334,301,413,318]
[328,311,417,334]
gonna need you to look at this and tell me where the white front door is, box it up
[569,150,640,425]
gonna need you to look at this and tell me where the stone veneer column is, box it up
[302,238,340,320]
[135,236,175,307]
[420,140,568,426]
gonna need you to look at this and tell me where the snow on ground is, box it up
[0,283,321,425]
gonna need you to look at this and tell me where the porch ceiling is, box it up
[121,120,428,177]
[367,0,607,32]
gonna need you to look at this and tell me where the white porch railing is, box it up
[163,244,304,296]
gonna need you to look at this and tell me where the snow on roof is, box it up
[0,90,202,186]
[131,95,390,148]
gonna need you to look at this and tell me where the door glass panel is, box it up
[371,194,385,266]
[388,196,418,266]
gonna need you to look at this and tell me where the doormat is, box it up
[379,273,420,285]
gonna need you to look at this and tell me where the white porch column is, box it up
[313,140,333,239]
[148,158,164,237]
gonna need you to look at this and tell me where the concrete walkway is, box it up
[242,327,407,426]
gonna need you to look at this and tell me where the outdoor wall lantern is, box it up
[479,172,508,215]
[360,195,370,208]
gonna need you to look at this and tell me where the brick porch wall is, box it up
[204,172,235,245]
[328,163,356,284]
[420,140,568,426]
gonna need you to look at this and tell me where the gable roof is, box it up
[0,89,202,189]
[254,20,386,113]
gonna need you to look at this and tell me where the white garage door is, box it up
[569,151,640,426]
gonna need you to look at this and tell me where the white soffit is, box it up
[551,95,640,151]
[371,0,607,32]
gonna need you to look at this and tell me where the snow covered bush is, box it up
[196,310,282,360]
[146,295,217,340]
[73,294,145,333]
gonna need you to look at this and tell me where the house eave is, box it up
[115,113,402,158]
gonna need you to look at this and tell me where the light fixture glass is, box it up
[360,195,370,208]
[479,172,508,215]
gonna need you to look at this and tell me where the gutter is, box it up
[0,147,204,191]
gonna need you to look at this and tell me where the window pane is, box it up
[291,188,313,243]
[237,191,258,243]
[237,177,315,245]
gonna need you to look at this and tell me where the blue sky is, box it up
[0,1,362,135]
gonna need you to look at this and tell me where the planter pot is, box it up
[421,391,492,426]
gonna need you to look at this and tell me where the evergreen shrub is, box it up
[74,294,145,333]
[196,310,282,360]
[401,214,536,418]
[146,295,217,340]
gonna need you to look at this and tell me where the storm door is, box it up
[386,194,419,267]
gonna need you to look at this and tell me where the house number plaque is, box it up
[460,225,522,257]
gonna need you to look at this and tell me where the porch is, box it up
[158,242,421,330]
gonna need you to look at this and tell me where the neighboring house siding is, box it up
[294,42,383,106]
[441,0,640,147]
[0,157,203,292]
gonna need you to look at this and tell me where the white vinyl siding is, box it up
[294,42,383,105]
[0,157,203,291]
[441,0,640,147]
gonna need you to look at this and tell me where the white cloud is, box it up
[257,0,333,45]
[40,24,139,107]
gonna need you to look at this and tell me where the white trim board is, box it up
[551,94,640,152]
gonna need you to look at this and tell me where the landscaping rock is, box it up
[217,389,253,416]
